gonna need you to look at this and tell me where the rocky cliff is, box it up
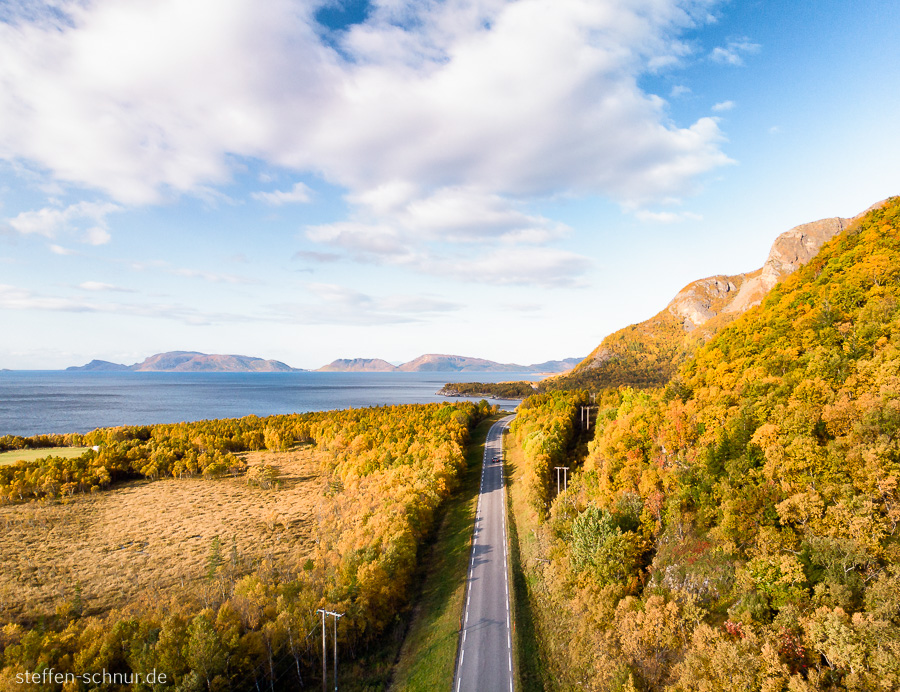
[666,216,851,331]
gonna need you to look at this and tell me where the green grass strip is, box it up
[0,447,89,466]
[505,438,549,692]
[389,414,501,692]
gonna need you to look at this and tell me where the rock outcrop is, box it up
[566,203,886,385]
[666,216,850,332]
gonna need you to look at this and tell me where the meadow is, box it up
[0,449,321,621]
[0,447,89,465]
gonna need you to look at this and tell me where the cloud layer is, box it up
[0,0,728,207]
[0,0,734,292]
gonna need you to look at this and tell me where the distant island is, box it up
[65,351,583,374]
[317,354,583,373]
[67,351,303,373]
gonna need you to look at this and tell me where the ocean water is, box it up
[0,370,535,437]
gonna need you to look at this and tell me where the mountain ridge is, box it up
[544,201,888,391]
[317,353,583,373]
[67,352,582,374]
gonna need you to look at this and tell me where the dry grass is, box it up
[0,448,325,621]
[0,447,89,466]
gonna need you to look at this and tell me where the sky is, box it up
[0,0,898,370]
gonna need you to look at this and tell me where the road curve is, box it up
[454,414,515,692]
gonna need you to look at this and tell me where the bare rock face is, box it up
[667,274,750,330]
[667,216,850,330]
[762,217,849,283]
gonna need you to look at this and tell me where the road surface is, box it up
[454,415,515,692]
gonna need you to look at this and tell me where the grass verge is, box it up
[505,436,549,692]
[388,414,501,692]
[0,447,89,465]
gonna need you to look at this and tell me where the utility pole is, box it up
[316,609,344,692]
[318,609,326,692]
[333,611,342,692]
[581,405,592,430]
[554,466,568,495]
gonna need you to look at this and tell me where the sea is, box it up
[0,370,538,437]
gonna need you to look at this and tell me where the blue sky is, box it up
[1,0,898,370]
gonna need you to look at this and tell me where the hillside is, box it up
[67,351,302,372]
[509,196,900,690]
[546,210,863,391]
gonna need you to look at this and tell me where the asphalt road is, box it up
[454,415,515,692]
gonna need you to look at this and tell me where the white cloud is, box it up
[84,226,111,245]
[251,182,312,205]
[7,201,120,241]
[78,281,135,292]
[0,282,257,325]
[323,186,568,247]
[709,38,760,66]
[126,259,258,285]
[423,247,593,288]
[269,283,462,325]
[0,0,731,209]
[49,244,77,256]
[167,267,258,285]
[305,222,413,260]
[712,100,735,112]
[400,188,568,244]
[292,250,342,263]
[303,186,590,285]
[635,209,703,223]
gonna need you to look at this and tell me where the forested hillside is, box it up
[0,401,494,690]
[546,213,856,392]
[510,197,900,690]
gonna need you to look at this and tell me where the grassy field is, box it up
[388,414,501,691]
[0,447,89,465]
[0,448,322,621]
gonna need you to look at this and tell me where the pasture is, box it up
[0,446,90,465]
[0,448,323,620]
